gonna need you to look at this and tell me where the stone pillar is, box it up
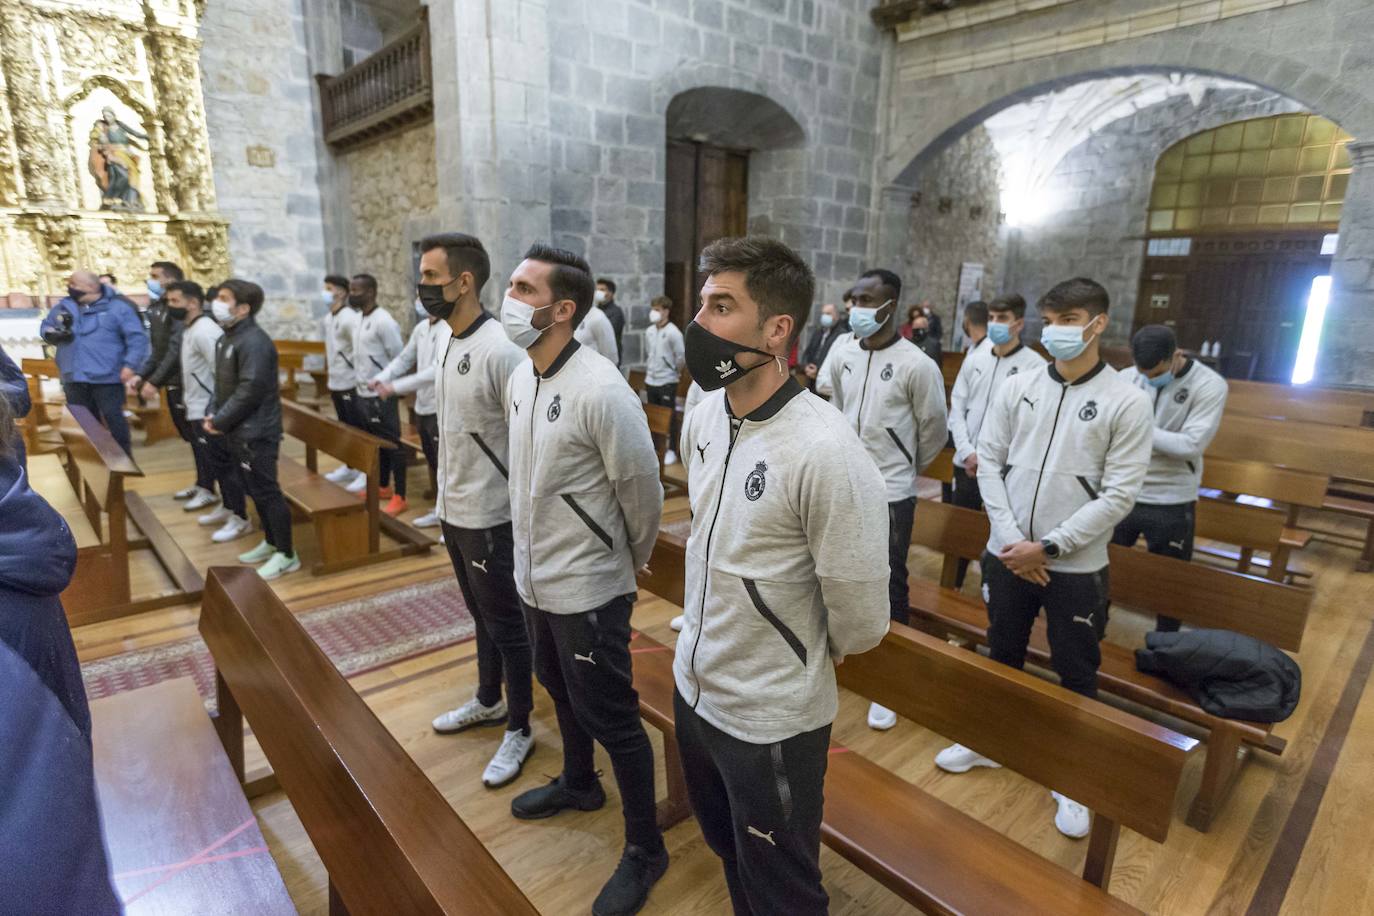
[430,0,553,294]
[870,184,917,279]
[1320,141,1374,389]
[300,0,352,277]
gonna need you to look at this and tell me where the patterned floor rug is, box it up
[81,576,473,706]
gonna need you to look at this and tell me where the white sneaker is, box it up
[173,484,199,500]
[183,487,218,511]
[256,551,301,581]
[1051,791,1091,839]
[482,729,535,788]
[664,449,678,466]
[867,702,897,731]
[413,510,441,528]
[324,464,355,482]
[934,743,1002,774]
[669,615,684,632]
[345,472,368,493]
[432,697,507,734]
[198,505,231,526]
[211,514,252,543]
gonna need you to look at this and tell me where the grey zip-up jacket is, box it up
[435,313,524,530]
[674,379,890,744]
[1117,358,1228,505]
[978,361,1153,573]
[179,313,222,421]
[828,335,948,502]
[506,339,663,614]
[948,339,1047,467]
[354,306,403,398]
[323,306,359,392]
[374,318,450,416]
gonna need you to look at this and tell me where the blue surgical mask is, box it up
[321,289,335,305]
[146,278,164,299]
[1146,370,1174,389]
[1041,318,1101,361]
[819,313,834,329]
[848,299,893,340]
[987,322,1013,345]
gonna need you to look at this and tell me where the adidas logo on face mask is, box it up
[715,360,736,379]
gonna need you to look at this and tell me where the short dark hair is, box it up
[988,292,1027,319]
[205,284,220,303]
[859,268,902,302]
[151,261,184,281]
[165,280,205,303]
[419,233,491,292]
[699,236,815,347]
[351,273,378,294]
[219,278,265,316]
[963,300,989,328]
[324,274,349,290]
[1132,325,1177,369]
[596,277,617,294]
[524,243,595,327]
[1038,277,1109,318]
[99,272,117,285]
[842,288,855,303]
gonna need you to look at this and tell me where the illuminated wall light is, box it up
[1291,274,1331,385]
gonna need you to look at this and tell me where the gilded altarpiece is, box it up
[0,0,229,294]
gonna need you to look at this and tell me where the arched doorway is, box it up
[1137,113,1351,381]
[662,87,804,326]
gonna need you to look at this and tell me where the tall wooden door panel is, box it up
[663,140,748,327]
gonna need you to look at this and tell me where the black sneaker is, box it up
[591,844,669,916]
[510,774,605,820]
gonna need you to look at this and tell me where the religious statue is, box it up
[88,106,147,211]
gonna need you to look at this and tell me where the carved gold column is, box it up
[0,4,68,204]
[0,26,23,205]
[144,20,218,213]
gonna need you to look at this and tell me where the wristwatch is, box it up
[1039,538,1061,559]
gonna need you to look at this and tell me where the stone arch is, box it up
[665,87,805,150]
[652,61,811,147]
[886,49,1367,188]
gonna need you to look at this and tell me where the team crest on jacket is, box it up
[1079,400,1098,421]
[457,352,471,375]
[880,363,893,381]
[1007,366,1020,376]
[547,394,562,422]
[744,461,767,501]
[1174,388,1189,404]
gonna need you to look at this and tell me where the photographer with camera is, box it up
[39,270,149,455]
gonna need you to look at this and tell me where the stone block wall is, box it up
[199,0,329,340]
[340,121,440,328]
[1004,89,1303,344]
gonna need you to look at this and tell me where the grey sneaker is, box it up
[482,729,534,788]
[431,697,507,734]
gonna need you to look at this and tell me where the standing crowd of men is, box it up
[30,229,1228,915]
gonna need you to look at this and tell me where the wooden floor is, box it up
[70,434,1374,915]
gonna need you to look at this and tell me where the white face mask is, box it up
[648,308,663,325]
[501,293,555,350]
[211,299,236,326]
[593,289,607,305]
[320,289,334,305]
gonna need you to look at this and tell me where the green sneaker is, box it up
[238,540,274,564]
[256,551,301,581]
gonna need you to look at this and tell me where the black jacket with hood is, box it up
[1135,628,1301,723]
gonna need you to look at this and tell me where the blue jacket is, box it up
[0,345,30,469]
[40,285,150,385]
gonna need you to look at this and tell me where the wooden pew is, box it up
[91,678,294,913]
[630,621,1190,911]
[643,402,684,497]
[127,388,178,445]
[1225,378,1374,427]
[280,398,433,574]
[922,446,955,486]
[32,405,202,625]
[627,368,646,393]
[17,373,64,457]
[1194,496,1309,583]
[200,567,539,915]
[903,500,1311,830]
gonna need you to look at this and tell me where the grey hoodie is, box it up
[977,360,1153,573]
[674,379,890,744]
[506,339,662,614]
[948,338,1047,467]
[1117,358,1228,505]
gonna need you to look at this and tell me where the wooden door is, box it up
[1134,232,1330,381]
[664,139,748,328]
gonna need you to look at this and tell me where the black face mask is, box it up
[912,327,928,342]
[347,294,366,309]
[166,306,188,321]
[417,282,457,321]
[67,285,87,302]
[684,320,777,391]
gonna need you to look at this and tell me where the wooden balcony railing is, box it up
[318,9,432,152]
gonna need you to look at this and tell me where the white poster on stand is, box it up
[952,262,985,351]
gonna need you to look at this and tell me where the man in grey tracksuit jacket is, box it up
[1112,325,1228,630]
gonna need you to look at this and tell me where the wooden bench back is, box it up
[199,568,539,915]
[1201,456,1330,509]
[1210,414,1374,482]
[1225,392,1369,428]
[923,447,954,484]
[281,398,384,472]
[627,369,646,392]
[1195,495,1286,553]
[59,405,141,516]
[273,338,326,357]
[837,623,1195,843]
[912,500,1310,647]
[1227,378,1374,411]
[22,356,59,379]
[939,351,963,390]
